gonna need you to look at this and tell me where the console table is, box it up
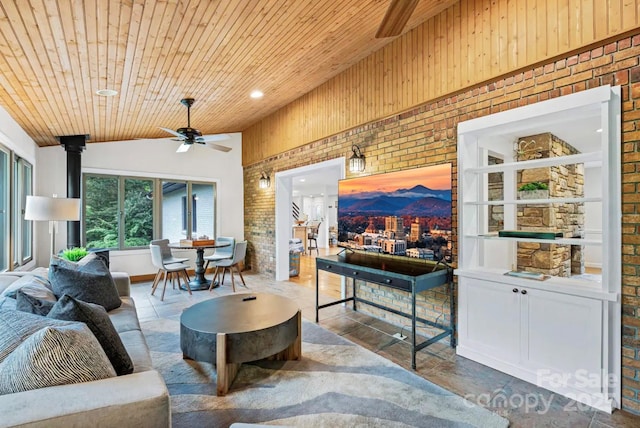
[315,252,455,369]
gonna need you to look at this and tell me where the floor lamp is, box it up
[24,195,81,256]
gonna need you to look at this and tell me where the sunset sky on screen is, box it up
[339,163,451,194]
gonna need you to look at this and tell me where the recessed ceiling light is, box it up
[299,178,305,182]
[250,90,263,99]
[596,128,603,133]
[96,89,118,97]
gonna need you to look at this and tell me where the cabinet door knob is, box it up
[521,289,527,295]
[512,288,519,293]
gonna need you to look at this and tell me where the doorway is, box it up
[274,158,345,283]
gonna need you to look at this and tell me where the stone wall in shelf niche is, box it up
[516,132,585,277]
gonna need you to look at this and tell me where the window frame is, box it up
[16,158,33,265]
[82,173,216,250]
[0,143,33,272]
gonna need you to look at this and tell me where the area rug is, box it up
[141,318,509,428]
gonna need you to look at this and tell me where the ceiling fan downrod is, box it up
[180,98,195,128]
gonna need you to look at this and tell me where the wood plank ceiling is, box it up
[0,0,456,147]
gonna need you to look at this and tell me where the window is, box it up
[162,181,213,242]
[0,144,33,271]
[84,174,216,249]
[0,147,9,271]
[123,178,153,248]
[84,175,118,249]
[17,159,32,263]
[181,194,197,233]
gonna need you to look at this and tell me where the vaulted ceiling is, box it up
[0,0,456,147]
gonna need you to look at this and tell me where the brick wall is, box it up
[244,33,640,412]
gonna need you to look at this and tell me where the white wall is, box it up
[36,135,244,275]
[0,106,38,163]
[327,194,338,228]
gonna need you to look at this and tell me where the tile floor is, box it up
[132,270,640,428]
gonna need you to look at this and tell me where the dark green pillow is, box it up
[47,295,133,375]
[16,290,56,316]
[49,256,121,311]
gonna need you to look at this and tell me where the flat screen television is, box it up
[337,163,452,262]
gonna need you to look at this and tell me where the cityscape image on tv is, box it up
[337,163,452,261]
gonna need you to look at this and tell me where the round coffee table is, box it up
[180,293,301,396]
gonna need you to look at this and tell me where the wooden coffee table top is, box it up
[181,293,299,335]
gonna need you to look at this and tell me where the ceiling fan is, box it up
[375,0,419,38]
[159,98,231,153]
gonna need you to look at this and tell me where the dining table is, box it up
[169,241,231,291]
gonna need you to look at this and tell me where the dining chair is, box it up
[203,236,236,272]
[149,244,192,301]
[150,238,191,281]
[307,222,321,255]
[208,241,248,292]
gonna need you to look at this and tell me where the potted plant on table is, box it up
[517,182,549,200]
[61,247,88,262]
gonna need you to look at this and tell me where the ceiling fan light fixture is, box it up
[95,89,118,97]
[159,98,232,153]
[250,90,264,99]
[176,143,191,153]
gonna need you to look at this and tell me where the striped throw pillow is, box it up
[0,309,77,364]
[0,324,116,394]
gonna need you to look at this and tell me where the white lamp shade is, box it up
[24,196,80,221]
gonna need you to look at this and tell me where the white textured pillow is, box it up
[0,309,77,363]
[0,324,116,395]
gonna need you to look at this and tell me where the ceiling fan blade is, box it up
[159,127,185,139]
[375,0,419,38]
[207,143,232,152]
[199,133,231,142]
[176,143,191,153]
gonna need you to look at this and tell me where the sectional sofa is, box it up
[0,269,171,428]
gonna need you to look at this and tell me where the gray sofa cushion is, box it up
[0,309,76,363]
[16,290,56,316]
[108,297,141,333]
[49,256,121,311]
[0,274,53,299]
[0,324,116,395]
[48,295,134,376]
[119,329,154,373]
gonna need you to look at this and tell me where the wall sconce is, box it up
[259,172,271,189]
[349,145,366,173]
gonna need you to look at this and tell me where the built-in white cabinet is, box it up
[456,85,621,412]
[459,277,603,399]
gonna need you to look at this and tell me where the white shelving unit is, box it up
[456,85,621,412]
